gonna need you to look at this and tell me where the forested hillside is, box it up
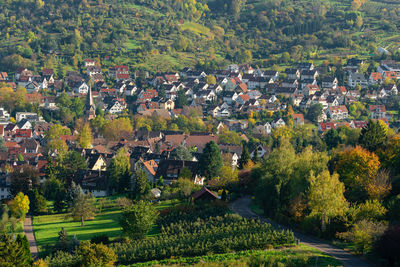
[1,0,400,73]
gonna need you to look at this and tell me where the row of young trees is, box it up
[111,214,296,264]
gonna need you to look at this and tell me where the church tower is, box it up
[84,86,96,121]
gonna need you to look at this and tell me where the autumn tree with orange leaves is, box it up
[334,146,380,202]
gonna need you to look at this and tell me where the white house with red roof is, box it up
[369,105,386,119]
[326,105,348,120]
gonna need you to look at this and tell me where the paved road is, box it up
[24,216,38,260]
[230,196,372,267]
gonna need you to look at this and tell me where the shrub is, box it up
[90,234,110,245]
[337,219,387,254]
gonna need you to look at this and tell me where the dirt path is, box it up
[24,216,38,260]
[230,196,373,267]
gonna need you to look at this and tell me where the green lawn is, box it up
[129,244,342,267]
[33,198,181,255]
[33,208,122,254]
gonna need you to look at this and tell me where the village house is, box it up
[326,105,348,120]
[369,105,386,119]
[348,72,368,88]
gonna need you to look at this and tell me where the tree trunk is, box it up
[321,211,326,232]
[81,216,84,227]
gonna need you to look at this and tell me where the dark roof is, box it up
[155,159,198,179]
[193,187,218,201]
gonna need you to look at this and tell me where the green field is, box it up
[33,198,181,255]
[129,244,342,267]
[180,22,214,39]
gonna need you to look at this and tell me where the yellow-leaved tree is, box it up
[78,123,93,149]
[308,170,348,232]
[10,192,30,220]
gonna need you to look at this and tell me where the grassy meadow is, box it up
[33,198,181,255]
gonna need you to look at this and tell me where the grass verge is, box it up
[126,244,342,267]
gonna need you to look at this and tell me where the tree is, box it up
[109,148,131,193]
[54,227,70,252]
[102,117,133,141]
[175,90,188,108]
[218,131,243,145]
[238,144,250,169]
[10,192,30,220]
[77,123,92,148]
[0,138,8,152]
[76,241,117,267]
[366,169,392,200]
[179,167,193,179]
[359,120,388,151]
[0,234,31,266]
[353,199,387,222]
[324,129,340,150]
[308,171,348,232]
[46,124,71,141]
[0,205,9,233]
[208,166,238,188]
[119,200,158,240]
[28,189,47,215]
[42,176,63,200]
[205,75,216,85]
[58,151,87,184]
[334,146,380,202]
[173,145,193,161]
[306,104,323,123]
[198,141,222,178]
[132,165,149,197]
[69,193,96,227]
[54,189,67,213]
[10,165,40,196]
[16,234,32,265]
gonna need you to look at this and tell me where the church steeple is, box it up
[84,86,96,121]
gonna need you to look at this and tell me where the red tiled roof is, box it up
[319,122,336,132]
[369,105,386,112]
[370,72,382,80]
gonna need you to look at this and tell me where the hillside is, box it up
[1,0,400,73]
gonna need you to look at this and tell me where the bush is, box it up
[337,219,387,255]
[90,234,110,245]
[45,250,81,267]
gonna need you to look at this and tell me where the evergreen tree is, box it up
[0,234,31,266]
[54,189,67,213]
[54,227,70,252]
[133,165,149,198]
[175,89,188,108]
[66,181,83,207]
[359,120,388,151]
[16,234,32,265]
[239,144,250,169]
[28,189,47,215]
[198,141,222,178]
